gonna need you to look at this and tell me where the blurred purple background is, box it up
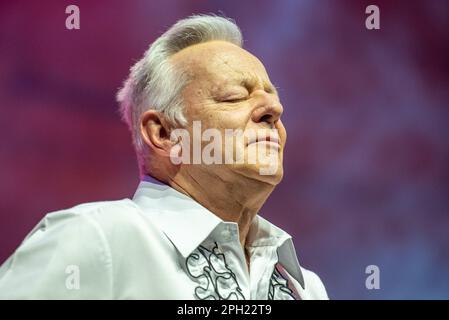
[1,0,448,299]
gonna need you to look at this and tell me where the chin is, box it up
[232,163,284,186]
[260,166,284,185]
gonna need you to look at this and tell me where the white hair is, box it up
[117,14,243,176]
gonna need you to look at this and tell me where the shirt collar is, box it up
[132,175,305,289]
[246,215,305,288]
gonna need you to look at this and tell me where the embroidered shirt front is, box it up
[0,175,328,300]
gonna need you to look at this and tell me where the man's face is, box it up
[170,41,286,185]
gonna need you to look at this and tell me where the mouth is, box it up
[247,135,281,150]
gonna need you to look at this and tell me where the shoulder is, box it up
[0,198,166,299]
[0,199,137,299]
[42,198,142,225]
[29,198,166,253]
[36,198,156,236]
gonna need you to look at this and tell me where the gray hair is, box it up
[117,14,243,176]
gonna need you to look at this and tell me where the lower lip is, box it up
[249,141,281,150]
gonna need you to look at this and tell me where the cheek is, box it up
[276,122,287,147]
[204,109,250,130]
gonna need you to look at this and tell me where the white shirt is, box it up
[0,176,328,300]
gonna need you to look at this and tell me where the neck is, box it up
[167,166,275,248]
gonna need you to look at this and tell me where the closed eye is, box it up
[221,96,248,103]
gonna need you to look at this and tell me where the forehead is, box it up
[170,41,271,89]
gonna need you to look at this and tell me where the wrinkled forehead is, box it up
[170,41,271,89]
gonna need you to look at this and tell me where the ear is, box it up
[140,110,175,157]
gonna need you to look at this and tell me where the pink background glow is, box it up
[0,0,448,299]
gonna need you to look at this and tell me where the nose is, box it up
[251,92,283,126]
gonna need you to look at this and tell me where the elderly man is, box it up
[0,15,327,300]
